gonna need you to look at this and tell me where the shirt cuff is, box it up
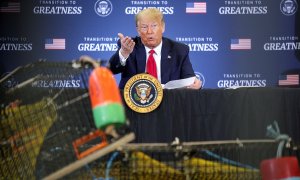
[119,49,127,66]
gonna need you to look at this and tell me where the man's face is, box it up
[137,17,165,49]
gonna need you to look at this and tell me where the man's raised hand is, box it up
[118,33,135,58]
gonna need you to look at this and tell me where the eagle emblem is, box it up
[134,83,153,104]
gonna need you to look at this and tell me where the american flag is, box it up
[186,2,206,13]
[230,39,251,50]
[0,1,20,13]
[45,38,65,50]
[278,74,299,86]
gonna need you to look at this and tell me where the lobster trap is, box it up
[105,140,279,180]
[0,60,134,179]
[35,139,282,180]
[0,61,97,178]
[0,61,299,179]
[68,140,299,180]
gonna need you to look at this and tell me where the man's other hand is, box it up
[187,78,202,89]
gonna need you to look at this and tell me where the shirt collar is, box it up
[145,40,162,55]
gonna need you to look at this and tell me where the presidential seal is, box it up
[280,0,298,16]
[123,73,163,113]
[94,0,113,17]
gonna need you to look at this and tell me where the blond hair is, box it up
[135,8,165,26]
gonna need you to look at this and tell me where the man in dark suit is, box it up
[108,8,201,89]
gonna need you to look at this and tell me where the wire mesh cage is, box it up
[63,140,280,180]
[0,61,299,179]
[0,61,96,179]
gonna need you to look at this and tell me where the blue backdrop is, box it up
[1,0,299,88]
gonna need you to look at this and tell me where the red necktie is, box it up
[146,49,157,79]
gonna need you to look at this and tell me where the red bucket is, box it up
[260,156,300,180]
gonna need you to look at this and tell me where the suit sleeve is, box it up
[107,40,125,74]
[180,44,196,79]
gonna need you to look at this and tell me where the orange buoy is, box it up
[88,67,125,129]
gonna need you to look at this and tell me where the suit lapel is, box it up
[135,39,146,74]
[161,38,172,84]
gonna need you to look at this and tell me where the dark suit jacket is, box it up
[108,36,195,89]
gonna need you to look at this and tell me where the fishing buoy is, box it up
[88,67,125,129]
[260,156,300,180]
